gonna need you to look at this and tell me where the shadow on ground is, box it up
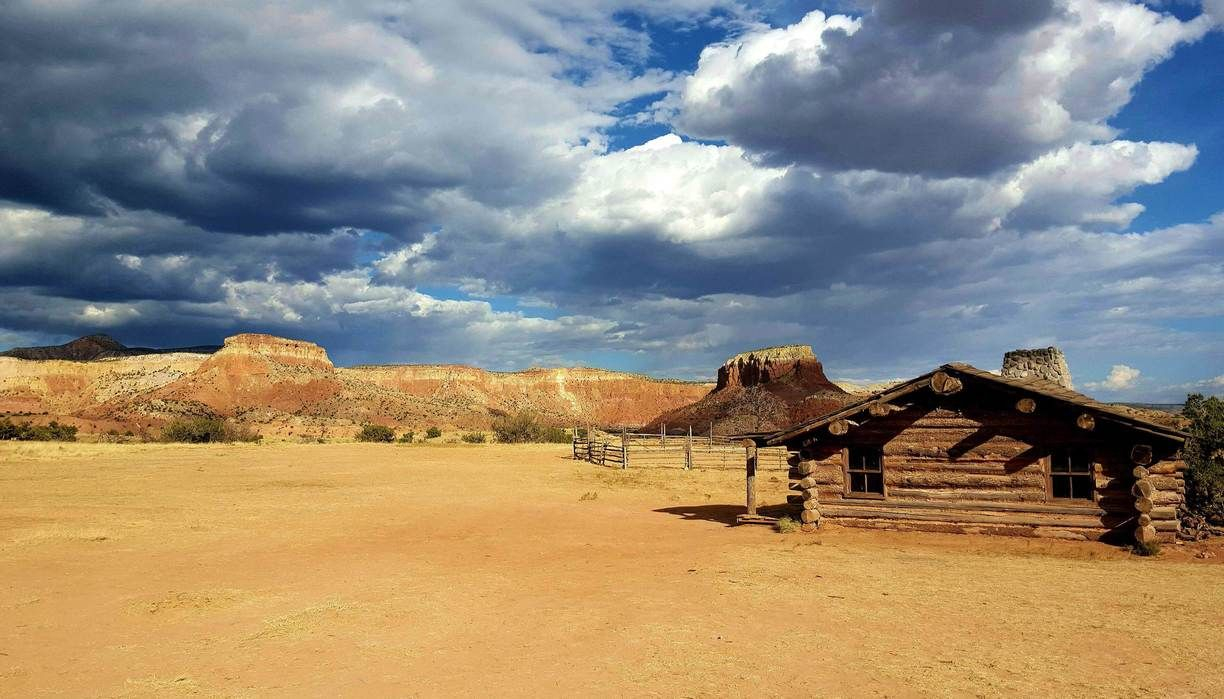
[653,503,794,527]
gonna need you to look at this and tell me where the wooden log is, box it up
[1015,398,1037,414]
[1137,513,1152,527]
[930,371,963,395]
[800,509,820,524]
[802,498,820,510]
[828,419,851,436]
[1132,480,1154,498]
[818,505,1104,528]
[1134,496,1153,514]
[1149,506,1178,521]
[1131,444,1153,466]
[1076,413,1096,431]
[1149,476,1184,491]
[802,488,819,501]
[1132,466,1149,480]
[867,401,893,417]
[1134,525,1158,546]
[796,476,819,490]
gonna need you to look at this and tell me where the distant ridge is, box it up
[0,334,220,361]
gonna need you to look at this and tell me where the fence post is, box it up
[743,439,758,516]
[621,426,628,470]
[572,425,577,460]
[684,426,693,470]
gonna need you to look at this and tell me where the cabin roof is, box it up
[765,362,1187,446]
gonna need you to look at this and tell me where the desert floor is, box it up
[1,442,1222,697]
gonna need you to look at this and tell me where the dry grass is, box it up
[1,442,1222,696]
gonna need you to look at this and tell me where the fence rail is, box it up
[572,428,789,470]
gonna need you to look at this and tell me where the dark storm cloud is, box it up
[0,0,693,235]
[676,0,1209,175]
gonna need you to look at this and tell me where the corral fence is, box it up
[572,426,789,471]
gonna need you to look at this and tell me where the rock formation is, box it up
[1002,347,1073,389]
[0,334,218,361]
[0,333,709,438]
[645,345,851,435]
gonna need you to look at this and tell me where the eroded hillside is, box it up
[0,333,710,438]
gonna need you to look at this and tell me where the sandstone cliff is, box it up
[645,345,852,435]
[1,333,709,438]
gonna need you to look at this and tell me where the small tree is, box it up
[425,426,443,439]
[1184,393,1224,525]
[356,424,395,443]
[398,431,415,443]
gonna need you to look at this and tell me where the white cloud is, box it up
[677,0,1212,174]
[1086,364,1142,390]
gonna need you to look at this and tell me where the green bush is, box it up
[461,432,486,443]
[398,431,415,444]
[161,418,260,443]
[1184,393,1224,525]
[1133,539,1162,557]
[0,418,78,441]
[356,424,395,443]
[425,426,442,439]
[492,411,571,443]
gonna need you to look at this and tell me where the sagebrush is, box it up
[356,424,395,443]
[461,432,486,443]
[425,426,442,439]
[0,418,78,441]
[161,418,261,443]
[492,412,570,443]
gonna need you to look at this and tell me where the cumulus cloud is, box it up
[677,0,1212,175]
[0,0,1220,393]
[1086,364,1142,390]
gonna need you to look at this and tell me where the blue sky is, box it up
[0,0,1221,401]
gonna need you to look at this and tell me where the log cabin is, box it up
[758,363,1188,544]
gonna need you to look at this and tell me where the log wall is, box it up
[784,388,1185,542]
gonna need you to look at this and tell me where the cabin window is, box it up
[1050,449,1093,500]
[846,446,884,497]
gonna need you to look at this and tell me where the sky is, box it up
[0,0,1221,401]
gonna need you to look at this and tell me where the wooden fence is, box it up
[572,427,789,471]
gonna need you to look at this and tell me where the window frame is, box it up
[842,445,886,500]
[1045,447,1098,503]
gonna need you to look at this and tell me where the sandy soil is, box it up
[1,442,1222,697]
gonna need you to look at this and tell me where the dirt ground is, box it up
[2,443,1222,698]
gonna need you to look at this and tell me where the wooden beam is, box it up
[828,419,851,436]
[1015,398,1036,414]
[743,439,758,517]
[1076,413,1096,431]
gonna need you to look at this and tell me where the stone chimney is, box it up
[1001,347,1072,389]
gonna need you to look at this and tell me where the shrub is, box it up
[425,426,442,439]
[398,431,415,444]
[492,411,571,443]
[1183,394,1224,525]
[0,418,78,441]
[356,424,395,443]
[1133,539,1162,557]
[461,432,486,443]
[775,516,800,534]
[161,417,260,443]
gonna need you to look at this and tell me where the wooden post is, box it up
[572,425,578,460]
[621,426,628,470]
[661,423,666,446]
[743,439,758,517]
[709,422,714,446]
[684,426,693,470]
